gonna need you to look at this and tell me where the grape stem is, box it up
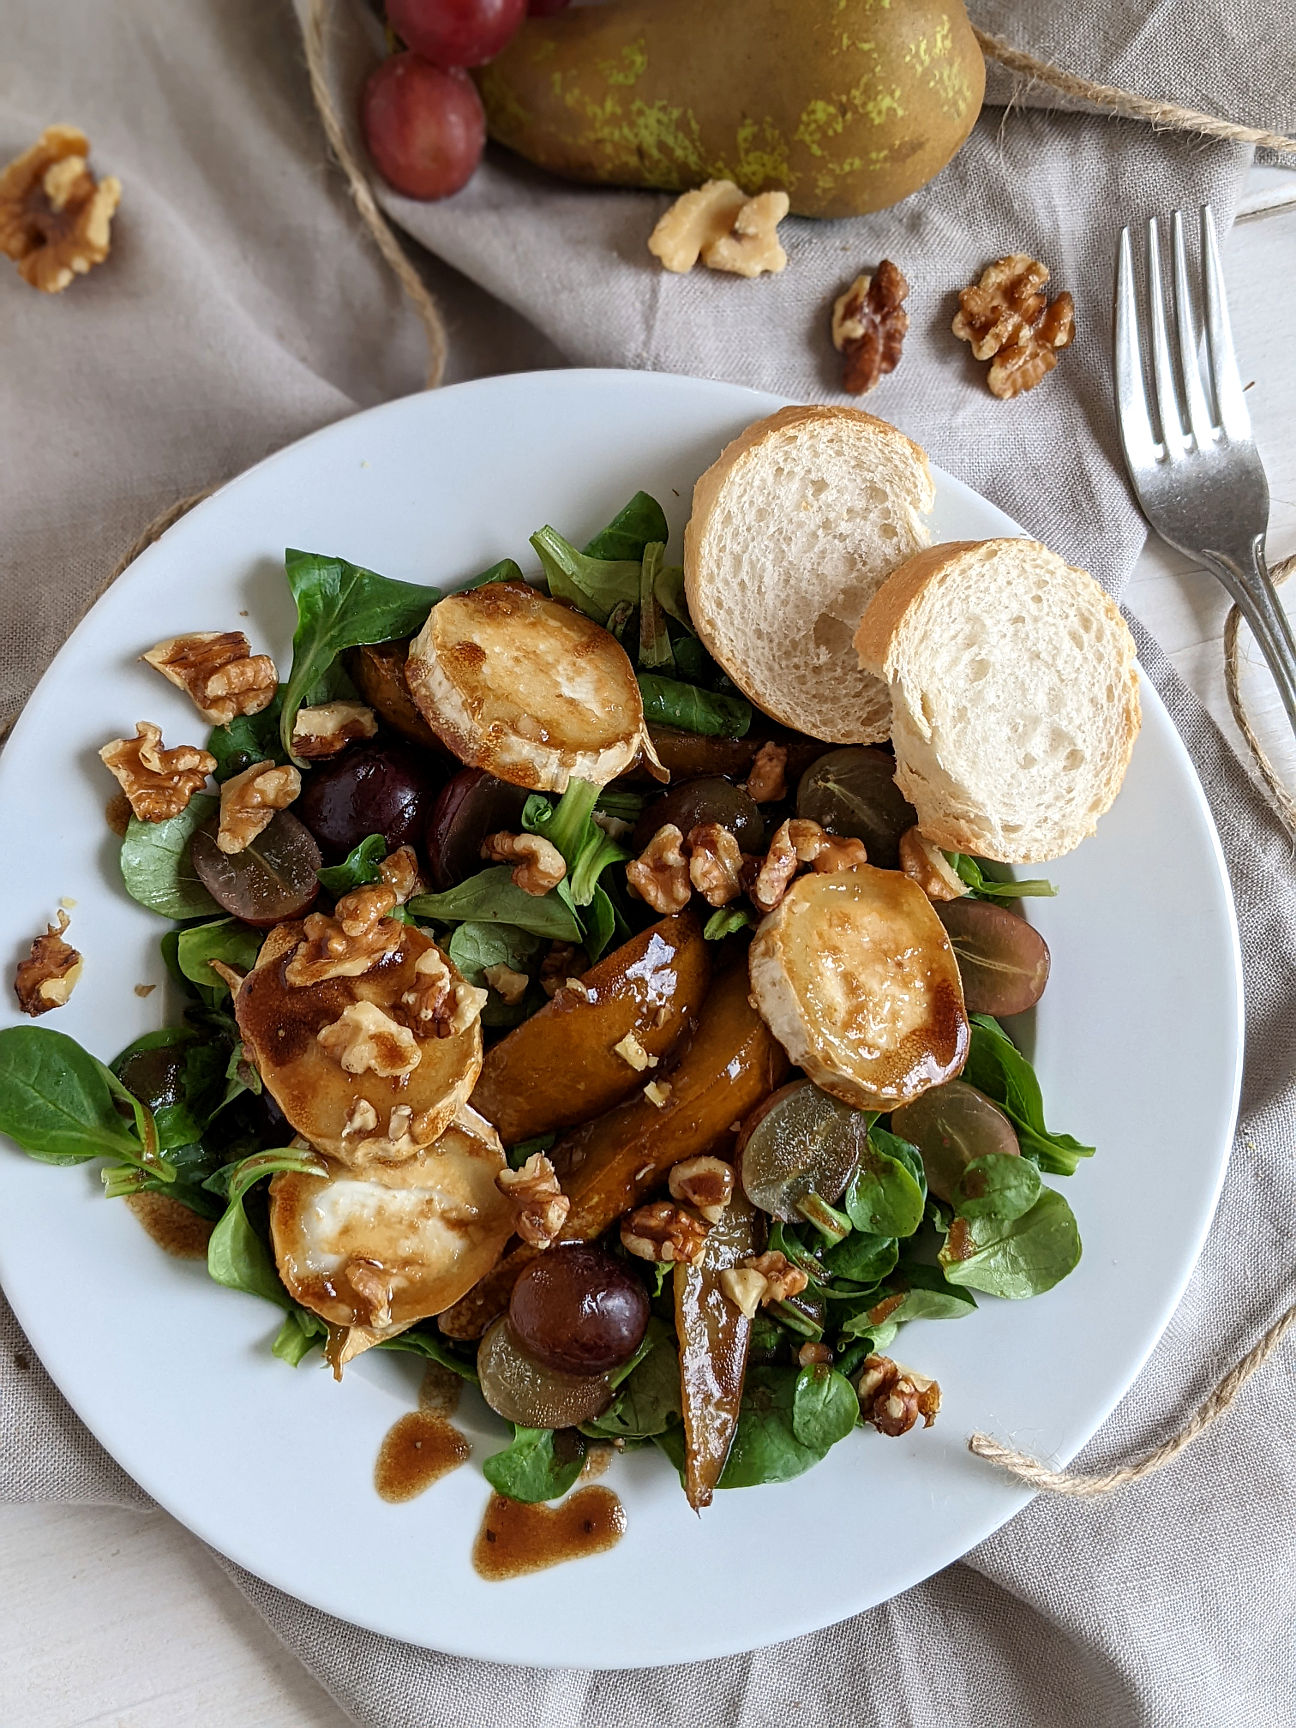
[795,1190,852,1245]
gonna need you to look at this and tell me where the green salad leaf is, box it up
[964,1016,1094,1175]
[582,1320,681,1441]
[317,834,388,895]
[272,1308,327,1367]
[0,1026,166,1173]
[703,906,753,941]
[529,527,640,625]
[206,1148,326,1308]
[945,853,1057,901]
[482,1426,586,1504]
[939,1186,1082,1298]
[791,1363,860,1451]
[582,491,670,562]
[112,1025,232,1154]
[459,557,526,591]
[637,542,673,670]
[378,1328,481,1381]
[280,549,438,761]
[952,1150,1042,1224]
[409,868,583,943]
[820,1229,898,1292]
[868,1262,978,1324]
[637,674,752,738]
[176,919,264,997]
[119,795,220,920]
[447,920,543,984]
[521,780,630,912]
[843,1128,926,1238]
[835,1312,901,1352]
[714,1367,850,1488]
[207,692,286,782]
[506,1131,557,1169]
[580,884,619,964]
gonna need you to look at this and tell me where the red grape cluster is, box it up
[362,0,570,200]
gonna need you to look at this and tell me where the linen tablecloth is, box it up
[2,3,1294,1723]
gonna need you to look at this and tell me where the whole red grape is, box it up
[387,0,526,68]
[361,53,485,200]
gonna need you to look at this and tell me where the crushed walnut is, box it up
[345,1259,394,1331]
[482,831,566,896]
[798,1341,834,1368]
[898,827,967,902]
[482,962,529,1005]
[613,1031,656,1072]
[13,910,83,1016]
[831,261,910,395]
[750,818,868,912]
[317,999,421,1078]
[856,1354,941,1435]
[142,632,276,726]
[742,1250,808,1305]
[290,700,378,760]
[626,823,691,914]
[0,125,121,294]
[952,254,1075,399]
[539,942,587,998]
[343,1101,441,1164]
[621,1200,709,1265]
[99,722,215,822]
[744,740,788,804]
[643,1079,673,1109]
[401,946,487,1038]
[285,885,405,987]
[497,1152,570,1249]
[687,822,743,907]
[377,844,423,905]
[667,1155,734,1224]
[718,1267,767,1320]
[216,762,300,855]
[648,179,789,278]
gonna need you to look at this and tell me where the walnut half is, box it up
[216,762,300,855]
[142,632,276,726]
[856,1354,941,1435]
[0,125,121,293]
[14,910,82,1016]
[648,180,790,278]
[952,255,1075,399]
[99,722,215,822]
[497,1153,570,1249]
[831,262,910,395]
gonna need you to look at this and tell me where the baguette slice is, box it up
[855,538,1141,863]
[684,406,934,744]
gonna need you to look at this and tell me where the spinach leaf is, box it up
[581,884,618,964]
[703,906,754,941]
[953,1150,1042,1224]
[176,919,264,997]
[638,542,673,670]
[409,868,582,942]
[0,1027,166,1173]
[792,1364,859,1451]
[458,557,526,592]
[317,834,388,895]
[939,1186,1082,1299]
[716,1367,836,1487]
[112,1026,232,1153]
[637,675,752,739]
[272,1309,327,1366]
[652,561,690,628]
[868,1262,977,1324]
[280,548,438,761]
[843,1128,926,1239]
[507,1131,556,1170]
[119,795,220,920]
[447,920,542,985]
[521,780,629,909]
[529,527,640,625]
[964,1016,1094,1176]
[835,1313,900,1352]
[582,491,669,562]
[594,789,646,823]
[207,691,286,782]
[946,852,1057,901]
[206,1148,325,1308]
[821,1229,898,1291]
[378,1328,481,1382]
[582,1320,680,1440]
[482,1426,586,1504]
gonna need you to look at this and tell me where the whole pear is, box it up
[475,0,985,219]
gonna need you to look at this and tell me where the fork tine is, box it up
[1146,218,1185,452]
[1201,205,1252,442]
[1171,210,1215,452]
[1115,227,1159,474]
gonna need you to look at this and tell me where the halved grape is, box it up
[477,1317,614,1427]
[890,1080,1021,1203]
[509,1245,649,1375]
[935,899,1050,1016]
[296,740,443,863]
[738,1080,868,1243]
[796,747,917,869]
[191,811,321,928]
[425,766,529,890]
[632,776,764,854]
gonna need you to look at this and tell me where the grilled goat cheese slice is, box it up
[748,865,969,1111]
[404,581,648,791]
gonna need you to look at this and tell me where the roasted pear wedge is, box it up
[404,581,650,791]
[748,865,969,1112]
[234,906,483,1164]
[270,1106,512,1374]
[470,911,711,1145]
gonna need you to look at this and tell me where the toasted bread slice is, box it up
[855,538,1141,863]
[405,581,648,791]
[683,406,934,743]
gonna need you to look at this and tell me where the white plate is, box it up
[0,371,1242,1667]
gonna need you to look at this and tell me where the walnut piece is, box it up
[99,722,215,822]
[142,632,277,726]
[400,946,487,1037]
[317,999,421,1078]
[482,962,529,1006]
[539,941,587,998]
[216,762,300,855]
[668,1155,734,1224]
[687,822,743,907]
[482,831,566,896]
[810,833,871,874]
[621,1200,709,1265]
[831,261,910,395]
[613,1031,657,1073]
[798,1341,834,1368]
[744,740,788,804]
[345,1259,394,1331]
[289,699,378,760]
[898,827,967,902]
[643,1079,673,1109]
[285,885,404,987]
[647,179,748,272]
[703,190,790,278]
[626,823,691,914]
[743,1250,808,1305]
[750,817,867,910]
[14,910,83,1016]
[719,1266,767,1320]
[856,1354,941,1435]
[952,255,1076,400]
[497,1153,570,1249]
[0,125,121,294]
[377,844,423,904]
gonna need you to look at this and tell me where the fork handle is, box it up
[1199,537,1296,741]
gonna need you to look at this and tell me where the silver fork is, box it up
[1114,205,1296,738]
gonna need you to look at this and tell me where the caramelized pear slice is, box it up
[470,912,711,1145]
[675,1185,762,1510]
[748,865,969,1112]
[270,1107,512,1370]
[405,582,648,791]
[234,920,482,1163]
